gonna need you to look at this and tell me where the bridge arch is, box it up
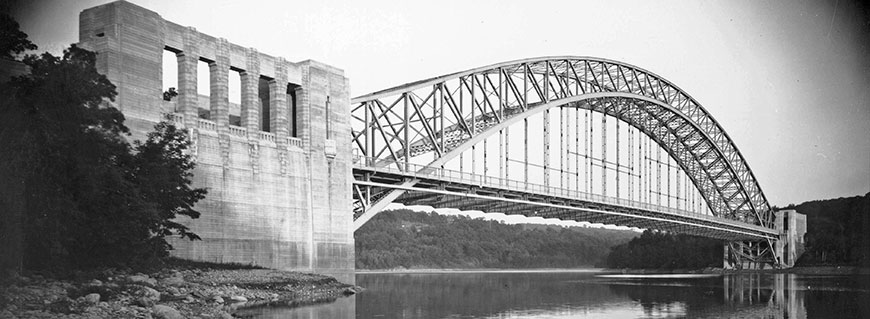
[351,56,772,234]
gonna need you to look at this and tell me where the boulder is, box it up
[227,295,247,303]
[210,295,224,304]
[160,276,185,286]
[152,304,183,319]
[165,287,180,296]
[134,286,161,307]
[83,293,101,305]
[128,274,157,286]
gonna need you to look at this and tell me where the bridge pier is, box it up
[78,1,354,283]
[723,209,806,269]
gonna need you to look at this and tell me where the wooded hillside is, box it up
[355,209,638,269]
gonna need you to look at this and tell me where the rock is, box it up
[218,311,234,319]
[89,279,103,286]
[135,297,154,307]
[128,274,157,286]
[151,304,183,319]
[210,296,224,304]
[160,276,185,286]
[83,293,101,304]
[228,295,247,303]
[165,287,180,296]
[183,295,195,303]
[134,286,161,307]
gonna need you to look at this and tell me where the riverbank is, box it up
[0,261,360,319]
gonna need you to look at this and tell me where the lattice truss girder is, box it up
[352,169,776,241]
[351,57,772,229]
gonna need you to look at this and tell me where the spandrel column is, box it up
[241,48,260,135]
[178,27,199,128]
[271,59,290,175]
[210,38,230,133]
[211,38,231,169]
[270,58,290,141]
[241,48,261,174]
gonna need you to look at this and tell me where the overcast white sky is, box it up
[9,0,870,210]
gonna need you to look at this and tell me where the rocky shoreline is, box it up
[0,264,360,319]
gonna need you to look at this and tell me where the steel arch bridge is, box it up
[350,56,779,267]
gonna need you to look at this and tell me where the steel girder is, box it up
[350,57,772,234]
[351,166,778,241]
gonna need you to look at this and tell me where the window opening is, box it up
[258,76,271,132]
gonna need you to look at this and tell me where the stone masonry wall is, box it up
[77,0,354,283]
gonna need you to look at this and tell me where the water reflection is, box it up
[234,296,355,319]
[240,271,870,318]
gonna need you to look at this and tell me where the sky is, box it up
[7,0,869,212]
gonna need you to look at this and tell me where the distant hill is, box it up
[604,230,723,269]
[601,192,870,269]
[354,209,638,270]
[788,192,870,266]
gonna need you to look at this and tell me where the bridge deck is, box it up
[353,160,777,241]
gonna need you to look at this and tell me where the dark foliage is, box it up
[162,87,177,101]
[0,14,37,59]
[789,193,870,266]
[355,209,638,269]
[605,230,723,269]
[0,44,205,270]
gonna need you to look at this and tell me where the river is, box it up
[235,270,870,318]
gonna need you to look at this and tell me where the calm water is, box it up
[236,271,870,318]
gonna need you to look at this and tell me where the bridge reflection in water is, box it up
[233,272,869,318]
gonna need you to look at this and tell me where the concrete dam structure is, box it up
[78,1,354,282]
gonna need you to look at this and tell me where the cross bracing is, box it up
[350,56,776,263]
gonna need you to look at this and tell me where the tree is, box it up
[0,42,206,270]
[128,122,206,245]
[0,14,37,59]
[163,87,178,101]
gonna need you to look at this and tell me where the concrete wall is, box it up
[77,0,354,283]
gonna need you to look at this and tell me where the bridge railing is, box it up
[353,156,772,232]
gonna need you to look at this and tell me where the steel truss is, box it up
[350,56,777,265]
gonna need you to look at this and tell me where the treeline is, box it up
[602,193,870,269]
[604,230,723,269]
[789,193,870,266]
[355,209,638,269]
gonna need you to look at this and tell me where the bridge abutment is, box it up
[78,1,354,283]
[774,209,806,268]
[723,210,806,269]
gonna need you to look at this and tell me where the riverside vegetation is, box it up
[355,209,638,269]
[604,193,870,270]
[355,193,870,271]
[0,14,356,319]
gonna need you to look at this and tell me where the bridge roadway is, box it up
[352,157,778,241]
